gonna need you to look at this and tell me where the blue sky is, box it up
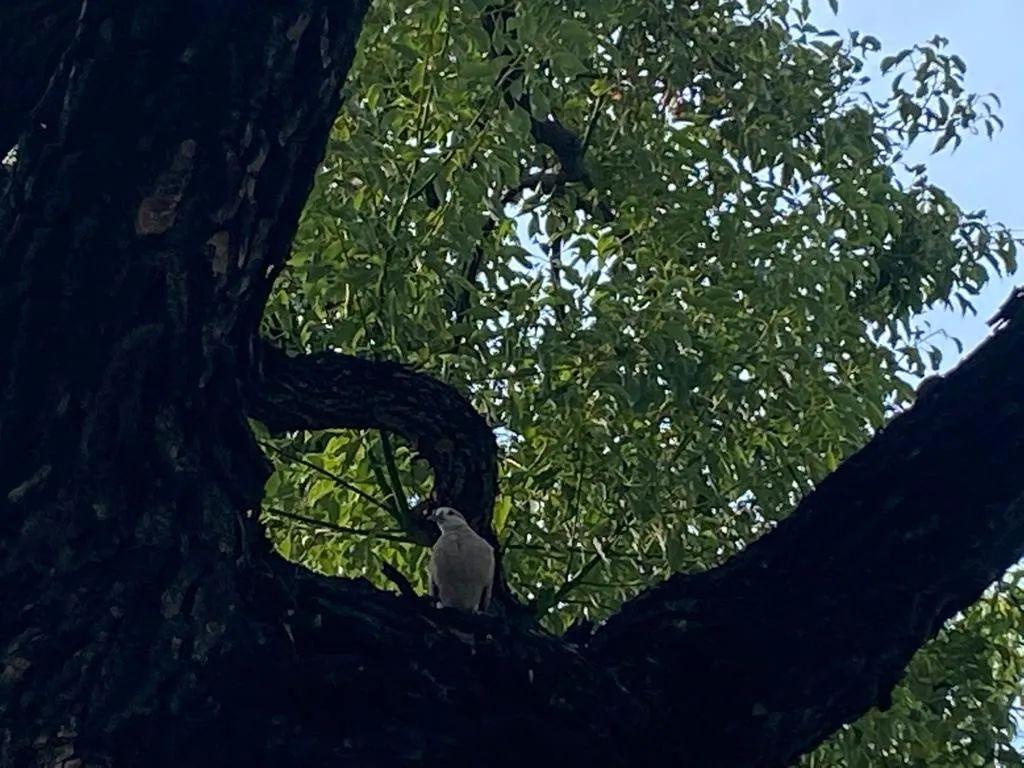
[812,0,1023,375]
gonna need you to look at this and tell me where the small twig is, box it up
[378,558,419,599]
[259,440,393,514]
[379,431,411,519]
[545,554,602,611]
[525,518,631,616]
[504,540,664,565]
[575,579,650,589]
[366,442,407,529]
[546,232,567,322]
[579,92,607,155]
[263,506,413,543]
[563,448,586,582]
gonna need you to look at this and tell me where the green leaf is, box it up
[550,51,587,78]
[493,496,512,534]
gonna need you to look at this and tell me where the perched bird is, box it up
[428,507,495,612]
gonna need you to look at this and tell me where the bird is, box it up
[427,507,495,612]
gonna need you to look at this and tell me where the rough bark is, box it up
[0,2,372,764]
[0,0,78,156]
[2,3,1024,768]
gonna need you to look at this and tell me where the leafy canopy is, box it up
[257,0,1021,764]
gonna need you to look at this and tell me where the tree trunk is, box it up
[2,4,1023,767]
[0,2,371,764]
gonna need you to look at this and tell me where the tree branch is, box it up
[449,216,497,337]
[482,2,613,222]
[267,553,643,764]
[253,289,1024,765]
[249,341,498,541]
[587,287,1024,767]
[263,506,411,544]
[378,430,414,521]
[249,343,539,618]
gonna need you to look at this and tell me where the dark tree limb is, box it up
[249,343,536,618]
[0,2,372,764]
[450,216,497,336]
[379,558,419,599]
[587,291,1024,766]
[481,2,613,222]
[250,342,498,540]
[441,3,613,337]
[261,553,644,765]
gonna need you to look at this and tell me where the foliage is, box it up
[258,0,1019,763]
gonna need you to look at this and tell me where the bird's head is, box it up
[431,506,469,531]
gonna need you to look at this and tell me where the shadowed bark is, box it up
[1,3,1023,767]
[0,0,78,156]
[0,2,373,764]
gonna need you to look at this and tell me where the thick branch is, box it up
[1,0,369,484]
[257,552,643,765]
[246,288,1024,765]
[588,286,1024,767]
[250,342,498,541]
